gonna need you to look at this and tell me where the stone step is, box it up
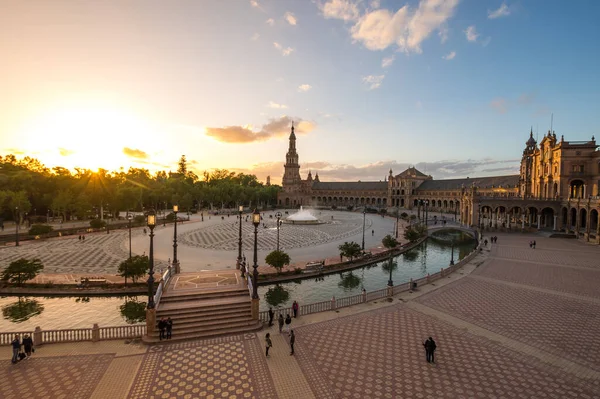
[146,319,262,340]
[157,307,252,322]
[143,321,263,344]
[161,287,248,303]
[156,315,255,330]
[158,296,249,313]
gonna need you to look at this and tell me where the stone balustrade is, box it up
[0,324,146,346]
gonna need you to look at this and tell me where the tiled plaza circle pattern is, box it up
[293,305,599,398]
[0,354,113,399]
[127,334,277,399]
[179,212,373,251]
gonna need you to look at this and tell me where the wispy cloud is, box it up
[438,25,449,43]
[490,98,508,114]
[362,74,385,90]
[268,101,288,109]
[205,116,316,143]
[442,51,456,60]
[123,147,149,159]
[251,33,260,41]
[250,0,259,8]
[464,25,479,42]
[488,3,510,19]
[381,55,395,68]
[298,84,312,92]
[320,0,460,54]
[266,18,275,26]
[273,42,294,56]
[517,92,536,105]
[59,148,75,157]
[284,12,297,26]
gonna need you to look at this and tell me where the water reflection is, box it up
[119,297,147,324]
[2,297,44,323]
[264,285,290,308]
[338,271,361,291]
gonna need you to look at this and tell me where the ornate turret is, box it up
[314,172,320,182]
[307,170,313,182]
[282,123,302,190]
[520,128,537,197]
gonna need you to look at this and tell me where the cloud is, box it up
[250,0,259,7]
[251,33,260,41]
[205,116,316,143]
[381,55,395,68]
[266,18,275,26]
[344,0,459,53]
[490,98,508,114]
[273,42,294,56]
[362,74,385,90]
[464,25,479,42]
[268,101,288,109]
[370,0,381,9]
[442,51,456,60]
[320,0,361,22]
[59,148,75,156]
[488,3,510,19]
[123,147,149,159]
[438,24,448,43]
[298,84,312,92]
[481,36,491,47]
[284,12,297,26]
[517,92,536,105]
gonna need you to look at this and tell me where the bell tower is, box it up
[519,128,537,198]
[282,122,302,190]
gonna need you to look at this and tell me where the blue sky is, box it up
[1,0,599,182]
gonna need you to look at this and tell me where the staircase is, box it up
[143,286,263,344]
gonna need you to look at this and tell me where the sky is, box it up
[1,0,599,183]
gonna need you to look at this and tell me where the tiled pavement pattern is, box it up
[493,244,600,268]
[0,229,168,274]
[179,212,374,251]
[0,353,114,399]
[293,305,599,398]
[127,334,278,399]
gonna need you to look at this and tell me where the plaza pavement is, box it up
[2,232,600,398]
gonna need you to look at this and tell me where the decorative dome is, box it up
[526,128,536,147]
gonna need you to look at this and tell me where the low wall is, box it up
[0,324,146,346]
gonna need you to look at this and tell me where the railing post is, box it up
[426,273,430,283]
[34,326,42,346]
[92,323,100,342]
[362,288,367,303]
[409,278,414,292]
[441,267,445,277]
[331,296,336,311]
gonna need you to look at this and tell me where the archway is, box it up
[285,198,290,206]
[580,208,587,229]
[570,180,585,199]
[561,207,568,230]
[540,207,555,229]
[590,209,599,235]
[570,208,577,229]
[400,198,405,207]
[527,207,538,227]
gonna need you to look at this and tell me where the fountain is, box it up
[283,206,323,225]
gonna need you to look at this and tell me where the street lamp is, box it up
[146,209,157,309]
[15,206,19,247]
[251,209,260,300]
[275,211,282,251]
[172,204,179,271]
[237,205,243,270]
[127,214,133,259]
[450,240,455,265]
[362,210,366,251]
[387,255,394,287]
[395,209,400,239]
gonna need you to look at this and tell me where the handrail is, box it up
[154,267,173,309]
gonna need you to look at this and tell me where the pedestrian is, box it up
[289,330,295,355]
[11,334,21,364]
[372,229,374,236]
[158,318,166,341]
[265,333,273,357]
[143,228,147,235]
[529,240,533,248]
[78,235,81,241]
[83,235,86,241]
[423,337,437,363]
[484,239,488,247]
[533,240,536,249]
[278,314,284,333]
[268,307,274,327]
[292,301,299,318]
[166,317,173,339]
[284,314,292,334]
[22,334,34,359]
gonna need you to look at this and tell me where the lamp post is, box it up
[106,204,110,234]
[418,200,422,222]
[146,209,156,309]
[15,207,19,247]
[275,211,282,251]
[127,214,133,259]
[450,241,455,265]
[395,209,399,239]
[251,209,260,319]
[425,200,429,226]
[237,205,243,270]
[361,210,366,251]
[172,205,179,273]
[24,212,28,228]
[387,255,394,287]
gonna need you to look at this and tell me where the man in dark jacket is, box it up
[158,318,166,341]
[423,337,437,363]
[268,308,274,326]
[22,334,34,359]
[11,335,21,364]
[289,330,295,355]
[166,317,173,340]
[278,314,284,333]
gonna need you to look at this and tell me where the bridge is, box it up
[426,222,479,240]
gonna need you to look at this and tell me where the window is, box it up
[572,165,584,173]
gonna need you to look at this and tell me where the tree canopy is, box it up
[117,255,149,284]
[382,234,399,249]
[338,241,362,261]
[265,250,291,274]
[1,258,44,286]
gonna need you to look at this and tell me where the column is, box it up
[537,214,541,230]
[553,215,558,231]
[521,216,525,229]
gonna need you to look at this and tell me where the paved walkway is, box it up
[2,232,600,398]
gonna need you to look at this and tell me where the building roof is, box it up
[312,181,388,191]
[396,167,429,178]
[417,175,520,191]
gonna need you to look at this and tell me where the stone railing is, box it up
[258,245,480,323]
[0,323,146,346]
[155,267,174,309]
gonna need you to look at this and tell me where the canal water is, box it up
[0,232,475,332]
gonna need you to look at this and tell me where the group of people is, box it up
[529,240,537,249]
[157,317,173,340]
[265,301,299,357]
[11,334,34,364]
[78,235,86,241]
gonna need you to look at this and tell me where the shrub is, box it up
[28,224,53,236]
[89,219,106,229]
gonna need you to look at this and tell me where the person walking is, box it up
[268,307,274,327]
[22,334,34,359]
[278,314,284,333]
[166,317,173,340]
[265,333,273,357]
[533,240,536,249]
[289,330,295,355]
[158,318,166,341]
[423,337,437,363]
[284,314,292,334]
[292,301,299,318]
[11,335,21,364]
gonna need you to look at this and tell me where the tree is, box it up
[2,298,44,322]
[177,155,188,175]
[382,234,399,250]
[404,224,427,242]
[1,258,44,286]
[117,255,149,285]
[264,284,290,307]
[338,271,361,290]
[338,241,362,261]
[265,250,291,274]
[119,297,147,324]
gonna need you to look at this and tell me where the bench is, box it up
[304,261,325,273]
